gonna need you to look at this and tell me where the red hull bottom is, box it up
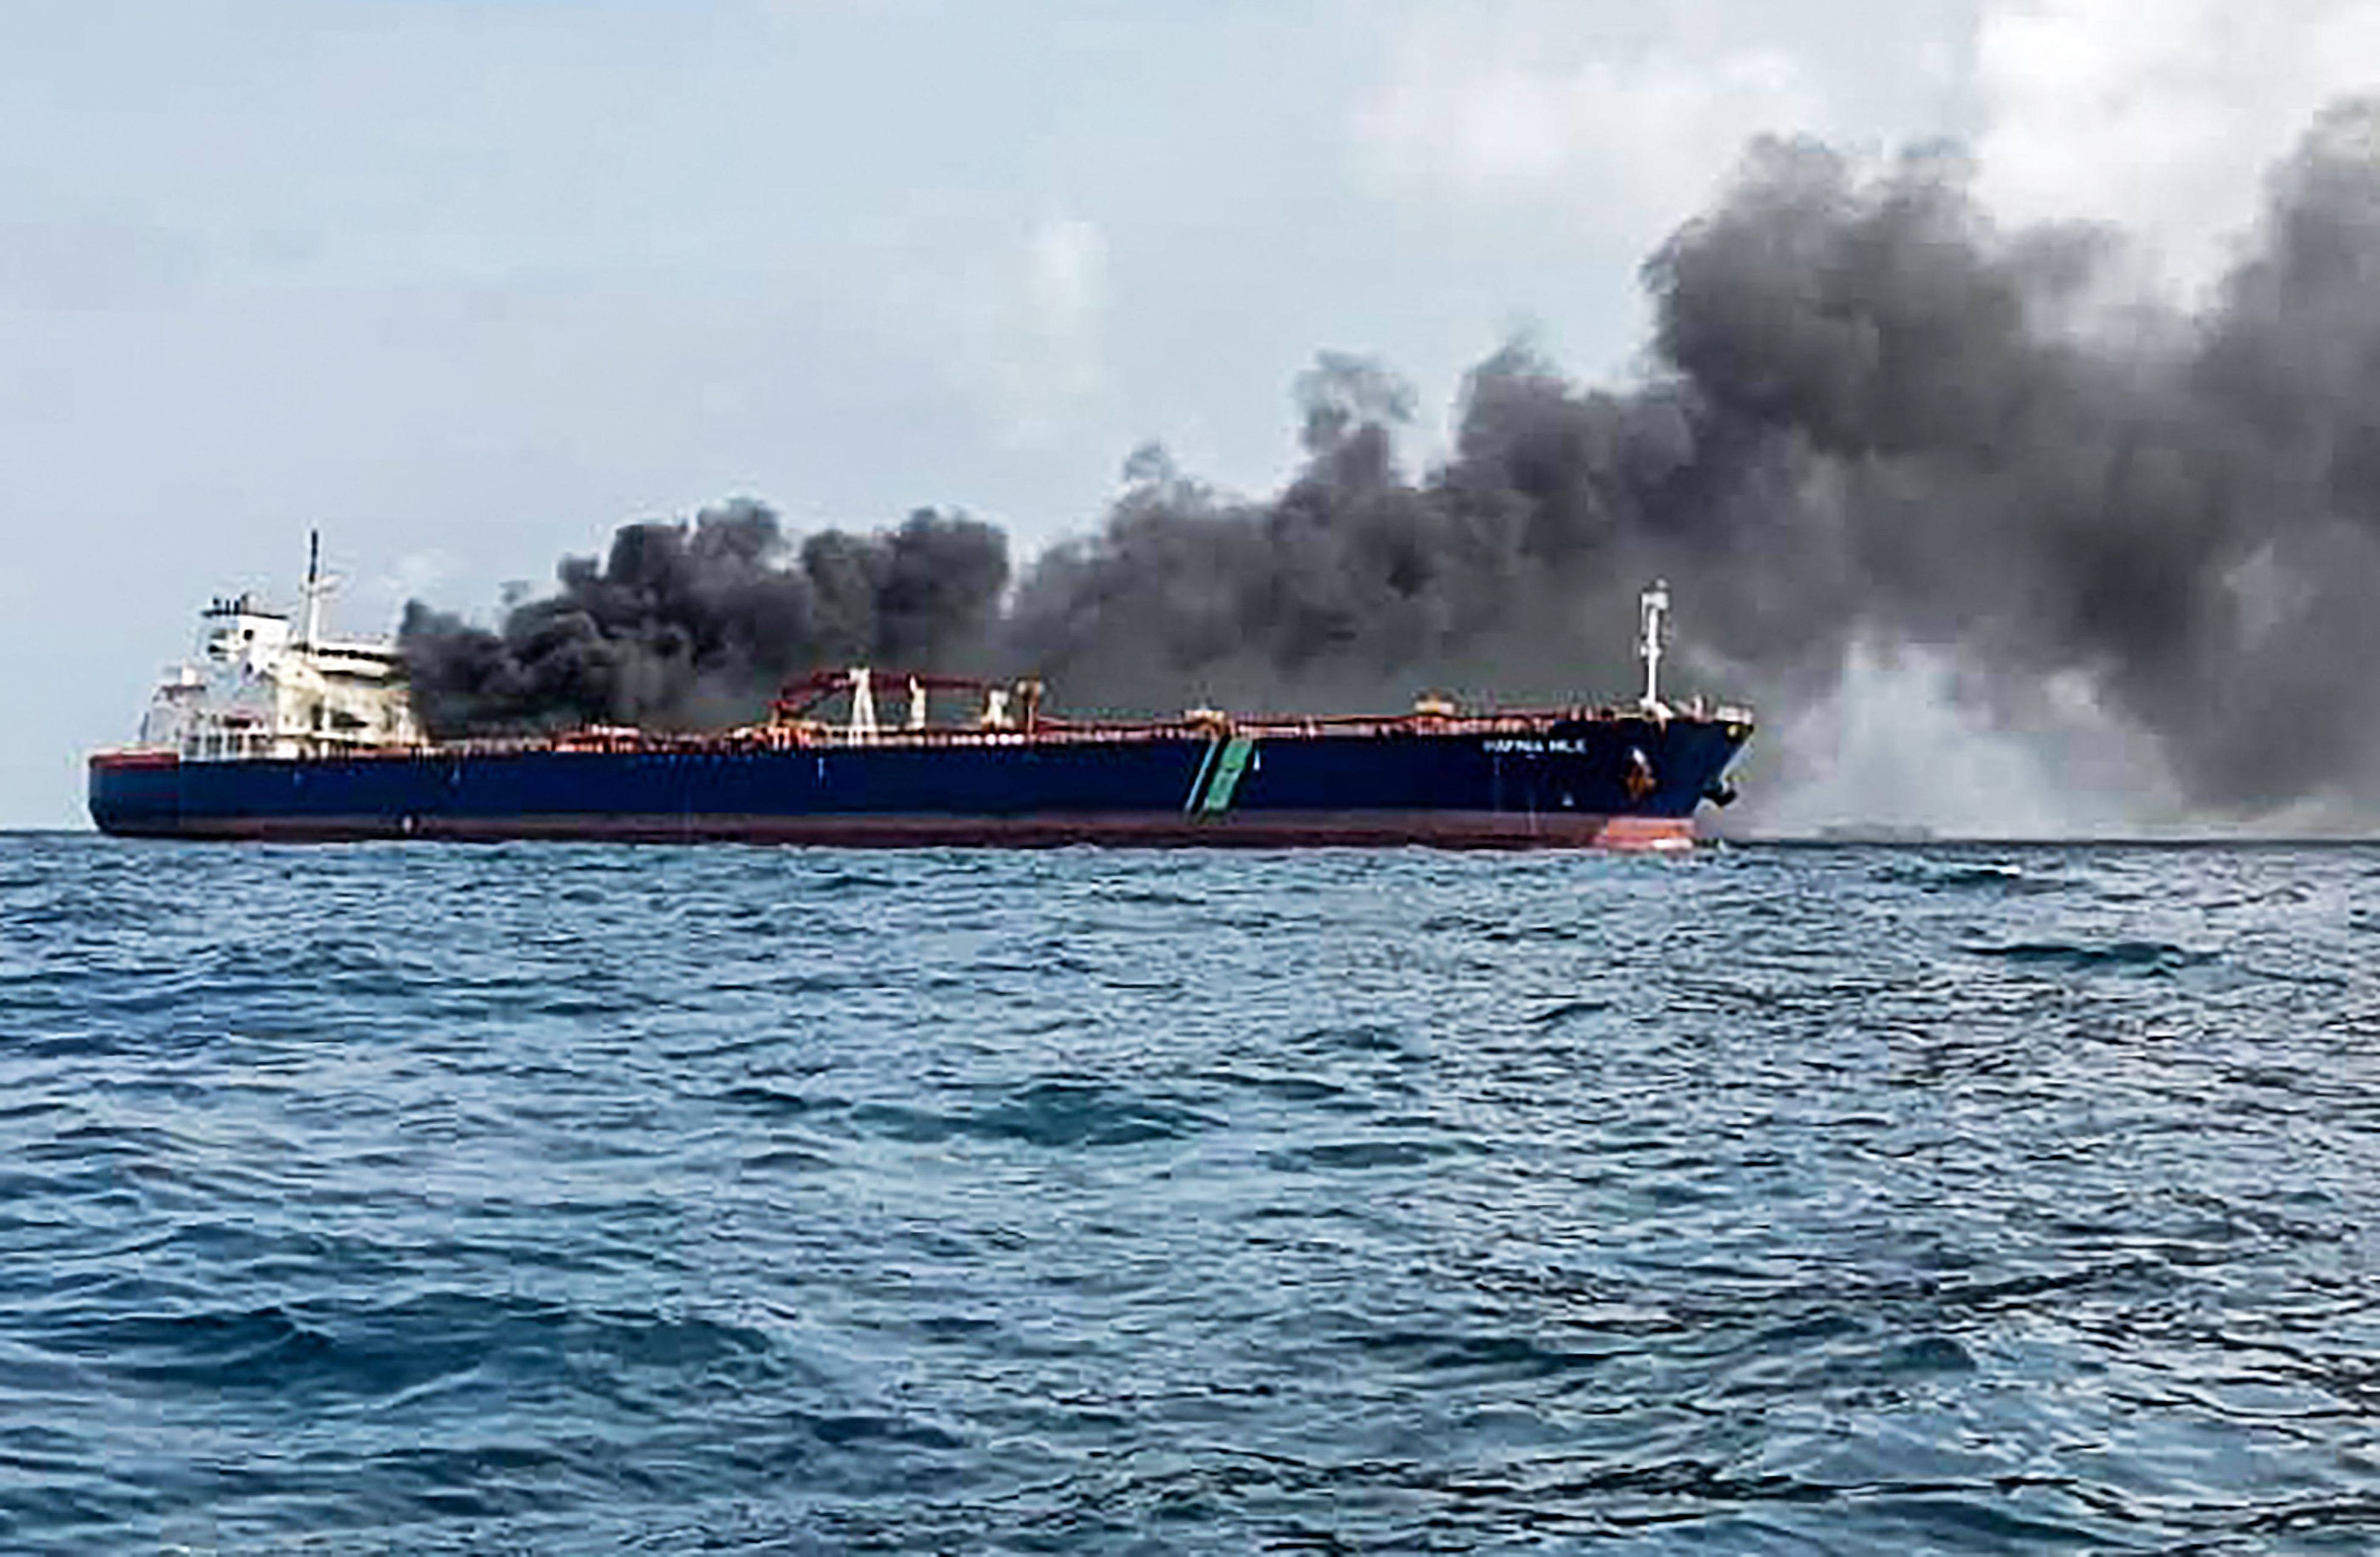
[119,809,1700,851]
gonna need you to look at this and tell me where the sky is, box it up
[5,0,2373,827]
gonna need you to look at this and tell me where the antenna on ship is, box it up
[1638,579,1671,713]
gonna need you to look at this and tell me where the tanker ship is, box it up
[88,543,1751,850]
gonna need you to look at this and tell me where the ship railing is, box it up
[574,703,1733,752]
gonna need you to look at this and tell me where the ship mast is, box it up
[300,530,325,649]
[1638,579,1670,712]
[298,529,344,650]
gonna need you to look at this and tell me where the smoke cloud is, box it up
[403,100,2380,827]
[401,502,1007,734]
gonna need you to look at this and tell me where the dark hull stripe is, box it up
[102,809,1700,851]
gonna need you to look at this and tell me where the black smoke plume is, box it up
[404,101,2380,822]
[401,502,1006,733]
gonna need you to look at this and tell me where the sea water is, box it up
[0,837,2373,1553]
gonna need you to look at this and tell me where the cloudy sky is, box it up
[5,0,2371,825]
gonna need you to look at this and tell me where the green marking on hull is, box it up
[1200,736,1256,813]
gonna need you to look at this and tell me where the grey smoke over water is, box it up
[402,103,2380,827]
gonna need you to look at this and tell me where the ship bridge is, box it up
[136,535,421,761]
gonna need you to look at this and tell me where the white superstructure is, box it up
[135,535,421,760]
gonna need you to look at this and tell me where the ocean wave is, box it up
[849,1079,1217,1149]
[1874,859,2068,893]
[1968,938,2217,974]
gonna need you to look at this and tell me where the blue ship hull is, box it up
[90,716,1749,849]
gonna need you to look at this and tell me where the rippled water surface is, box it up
[1,836,2375,1553]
